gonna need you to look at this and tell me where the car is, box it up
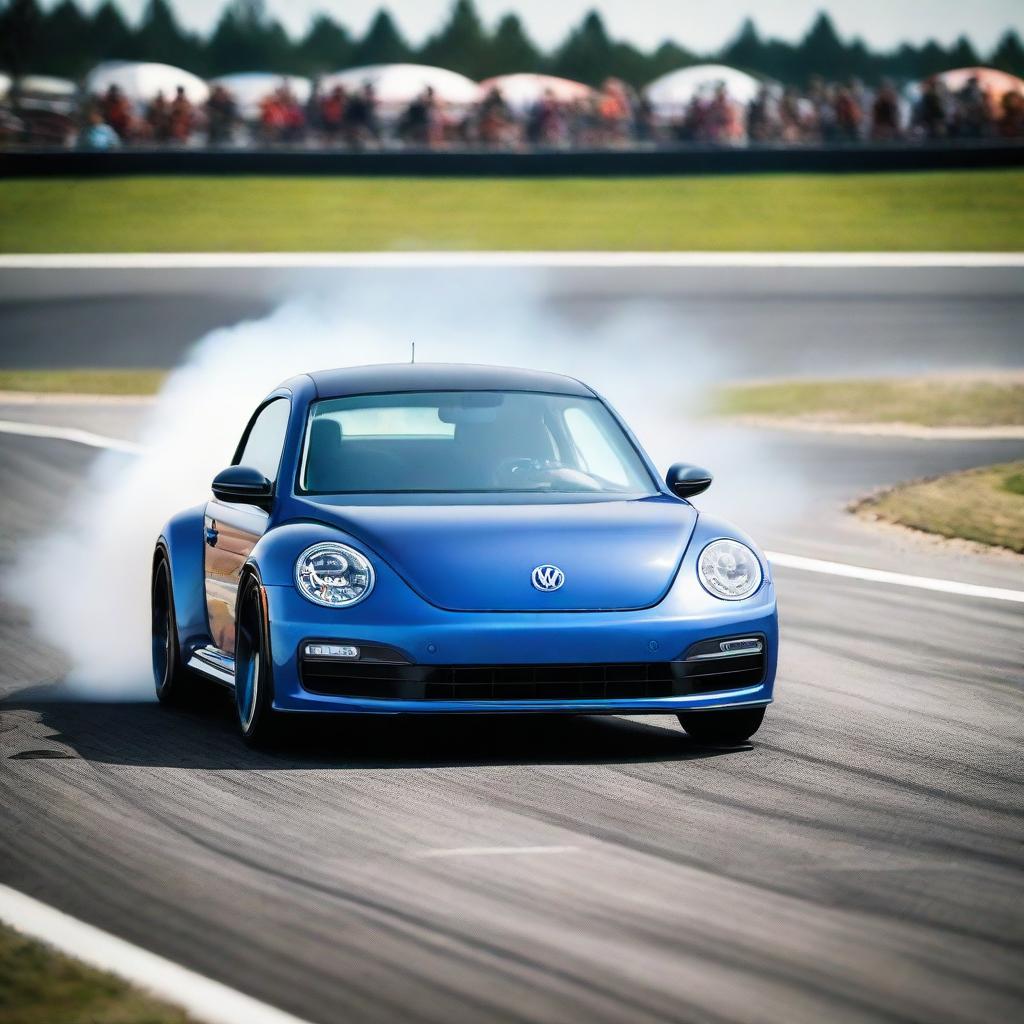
[152,363,778,746]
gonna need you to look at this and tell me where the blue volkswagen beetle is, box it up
[152,364,777,746]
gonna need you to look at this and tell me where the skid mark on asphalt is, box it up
[415,845,581,858]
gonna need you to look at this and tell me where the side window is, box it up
[236,399,290,484]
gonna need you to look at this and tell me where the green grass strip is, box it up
[0,921,194,1024]
[1,170,1022,252]
[715,375,1024,428]
[858,460,1024,553]
[0,369,167,395]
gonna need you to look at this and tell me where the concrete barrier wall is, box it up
[2,141,1023,177]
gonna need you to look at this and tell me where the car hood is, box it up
[294,495,697,612]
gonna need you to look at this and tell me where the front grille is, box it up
[300,644,765,701]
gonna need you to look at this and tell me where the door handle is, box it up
[205,525,219,547]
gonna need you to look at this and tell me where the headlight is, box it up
[698,539,762,601]
[295,542,375,608]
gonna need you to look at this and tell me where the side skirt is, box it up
[187,644,235,688]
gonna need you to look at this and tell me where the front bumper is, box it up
[264,582,778,715]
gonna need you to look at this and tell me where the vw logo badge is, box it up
[532,564,565,592]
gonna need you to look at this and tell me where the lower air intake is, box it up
[300,641,765,701]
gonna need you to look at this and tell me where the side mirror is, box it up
[666,462,712,499]
[212,465,273,508]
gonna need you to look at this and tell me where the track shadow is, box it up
[1,694,752,770]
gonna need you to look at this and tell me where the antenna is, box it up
[410,342,416,364]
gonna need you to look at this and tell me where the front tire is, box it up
[677,707,766,745]
[234,578,283,746]
[152,555,202,706]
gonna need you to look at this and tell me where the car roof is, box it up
[304,363,595,400]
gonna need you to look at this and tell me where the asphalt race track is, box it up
[1,264,1023,375]
[0,266,1022,1024]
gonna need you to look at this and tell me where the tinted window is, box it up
[301,391,655,495]
[237,398,290,483]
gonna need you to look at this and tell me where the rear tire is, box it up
[152,555,202,706]
[234,579,283,747]
[677,707,766,745]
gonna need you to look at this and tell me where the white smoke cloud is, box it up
[4,272,804,699]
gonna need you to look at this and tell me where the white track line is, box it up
[1,417,1021,605]
[1,252,1023,270]
[416,845,580,858]
[766,551,1024,604]
[0,884,317,1024]
[0,418,142,454]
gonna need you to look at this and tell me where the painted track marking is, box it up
[766,550,1024,604]
[0,418,142,454]
[1,418,1021,605]
[0,883,317,1024]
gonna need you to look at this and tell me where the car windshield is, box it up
[300,390,657,495]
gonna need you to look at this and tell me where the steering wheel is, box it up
[493,456,543,487]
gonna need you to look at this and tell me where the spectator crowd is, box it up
[13,69,1024,151]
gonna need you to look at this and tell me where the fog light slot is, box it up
[719,638,762,654]
[304,643,360,659]
[686,637,764,661]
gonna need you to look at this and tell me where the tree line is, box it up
[3,0,1023,89]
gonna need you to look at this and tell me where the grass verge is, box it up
[855,460,1024,554]
[0,369,166,395]
[715,374,1024,428]
[0,921,194,1024]
[1,170,1023,252]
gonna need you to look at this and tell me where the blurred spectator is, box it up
[343,83,379,147]
[778,87,806,142]
[169,86,194,143]
[999,89,1024,137]
[400,86,441,147]
[206,85,237,146]
[319,85,346,144]
[260,84,305,145]
[809,77,834,142]
[916,79,948,139]
[597,78,631,145]
[633,94,656,142]
[706,83,744,144]
[281,88,306,143]
[870,81,901,140]
[100,84,134,141]
[747,85,778,142]
[833,85,863,141]
[146,90,171,142]
[529,89,568,147]
[78,108,120,150]
[953,77,992,137]
[477,87,515,147]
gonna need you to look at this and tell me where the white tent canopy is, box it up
[478,73,593,112]
[319,63,479,109]
[645,64,761,115]
[85,61,209,107]
[210,72,312,119]
[15,75,77,97]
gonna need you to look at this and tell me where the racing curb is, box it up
[0,883,318,1024]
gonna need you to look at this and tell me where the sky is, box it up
[69,1,1024,53]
